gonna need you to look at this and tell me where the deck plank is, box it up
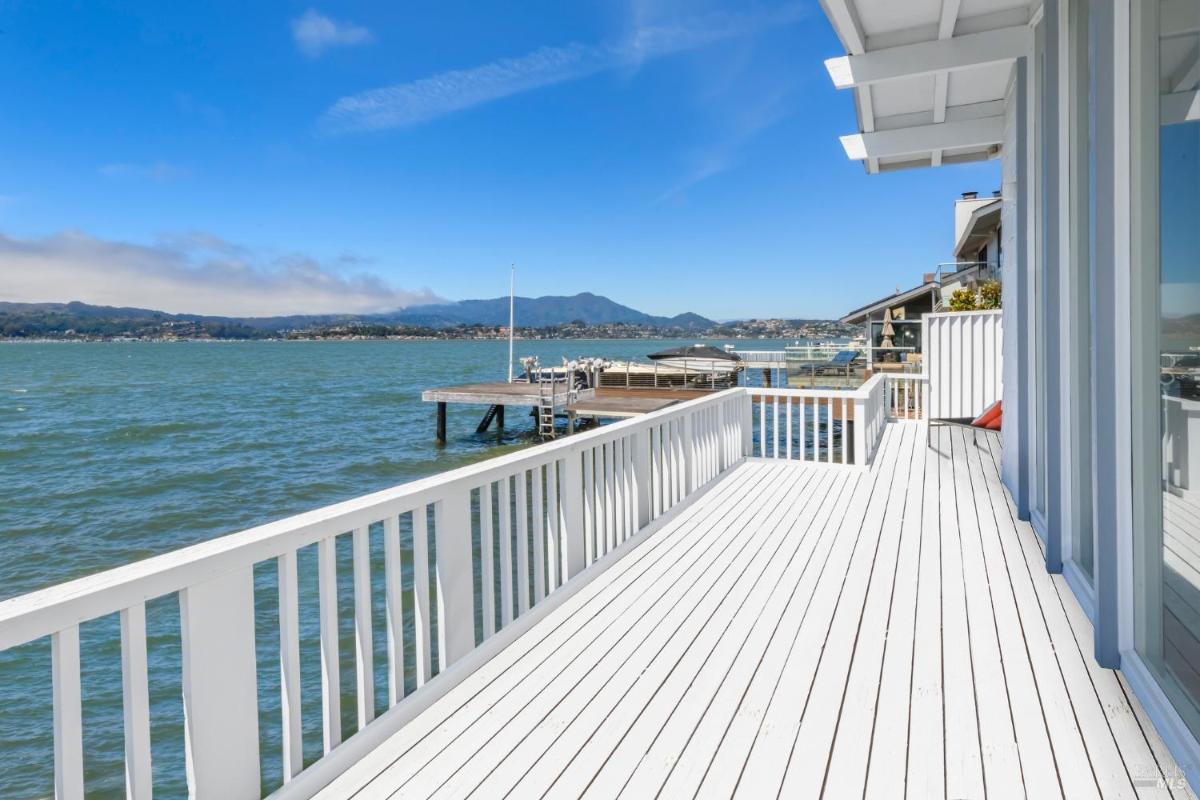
[936,425,987,799]
[902,418,946,799]
[308,423,1194,800]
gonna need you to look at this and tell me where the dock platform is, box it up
[421,382,712,439]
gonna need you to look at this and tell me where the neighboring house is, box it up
[941,190,1003,302]
[841,189,1004,369]
[840,278,939,370]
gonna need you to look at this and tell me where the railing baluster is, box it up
[758,393,766,457]
[412,508,432,686]
[317,536,341,752]
[383,516,404,704]
[652,424,663,519]
[120,603,153,798]
[605,440,617,550]
[516,471,530,615]
[532,467,546,600]
[811,397,818,461]
[841,398,849,465]
[625,435,636,536]
[546,459,559,590]
[352,526,374,729]
[479,483,495,638]
[785,397,793,460]
[619,438,628,544]
[52,625,84,800]
[772,395,779,458]
[583,450,595,564]
[498,476,513,628]
[277,552,303,780]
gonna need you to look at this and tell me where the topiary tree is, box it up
[948,288,978,312]
[978,280,1002,309]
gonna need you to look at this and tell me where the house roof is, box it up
[817,0,1032,174]
[840,280,940,325]
[953,197,1002,257]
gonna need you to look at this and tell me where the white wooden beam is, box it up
[1163,90,1200,125]
[931,0,962,166]
[824,26,1032,89]
[819,0,867,54]
[938,0,962,39]
[839,115,1005,160]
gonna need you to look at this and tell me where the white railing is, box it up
[728,349,788,366]
[0,378,917,799]
[747,374,889,467]
[0,388,749,800]
[883,373,929,420]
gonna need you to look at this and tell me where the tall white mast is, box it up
[507,264,515,382]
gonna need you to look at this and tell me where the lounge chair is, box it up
[927,400,1002,446]
[799,349,861,377]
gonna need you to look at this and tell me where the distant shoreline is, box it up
[0,333,835,344]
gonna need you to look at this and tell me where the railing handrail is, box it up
[0,387,745,651]
[748,372,899,401]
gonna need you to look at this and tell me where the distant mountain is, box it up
[0,294,715,339]
[389,292,714,330]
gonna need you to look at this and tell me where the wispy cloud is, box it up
[320,4,805,134]
[0,230,441,317]
[656,85,793,203]
[98,161,190,182]
[292,9,373,59]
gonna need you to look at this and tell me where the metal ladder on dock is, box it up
[537,376,559,439]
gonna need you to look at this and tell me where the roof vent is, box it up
[961,191,978,200]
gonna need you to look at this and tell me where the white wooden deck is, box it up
[314,423,1193,799]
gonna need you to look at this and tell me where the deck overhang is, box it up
[818,0,1033,174]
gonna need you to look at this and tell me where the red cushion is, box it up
[984,412,1003,431]
[971,400,1002,428]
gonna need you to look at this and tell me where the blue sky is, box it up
[0,0,999,320]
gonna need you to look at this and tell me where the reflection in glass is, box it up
[1156,14,1200,725]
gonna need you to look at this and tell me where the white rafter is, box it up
[824,26,1032,89]
[931,0,962,167]
[839,115,1005,161]
[820,0,880,172]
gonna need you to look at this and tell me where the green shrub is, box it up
[978,280,1002,309]
[948,288,978,312]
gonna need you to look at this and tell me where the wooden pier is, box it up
[421,382,711,440]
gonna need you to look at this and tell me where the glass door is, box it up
[1136,0,1200,735]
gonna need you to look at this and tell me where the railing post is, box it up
[179,566,261,799]
[681,412,694,495]
[435,490,475,667]
[634,427,652,529]
[560,453,586,578]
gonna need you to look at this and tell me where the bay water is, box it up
[0,338,795,799]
